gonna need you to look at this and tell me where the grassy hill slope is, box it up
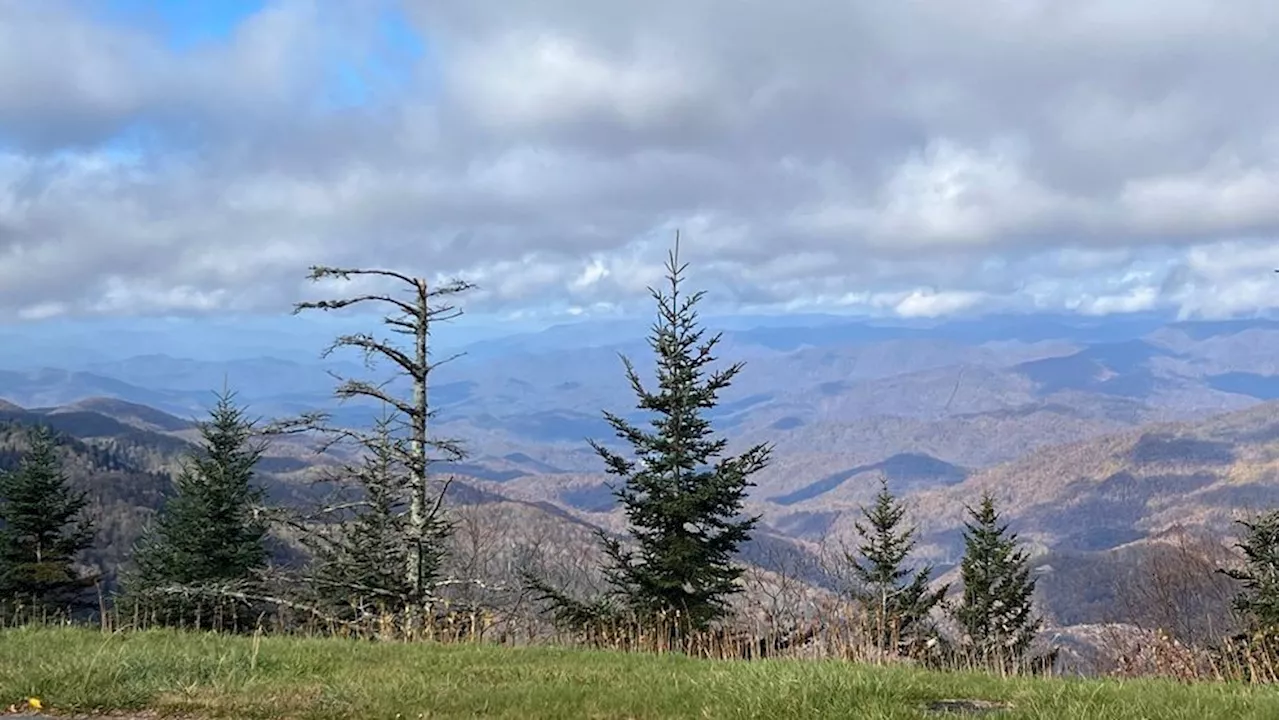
[1,627,1274,719]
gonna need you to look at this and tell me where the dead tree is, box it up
[285,266,475,613]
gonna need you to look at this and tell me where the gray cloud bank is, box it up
[0,0,1276,322]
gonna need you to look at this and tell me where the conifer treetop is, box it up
[1221,509,1279,634]
[0,424,95,609]
[128,389,269,595]
[847,478,947,656]
[955,490,1041,666]
[586,233,772,630]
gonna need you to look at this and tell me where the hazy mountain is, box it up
[1,311,1272,661]
[0,398,828,600]
[904,400,1279,565]
[1,316,1273,458]
[3,313,1272,503]
[769,453,969,507]
[0,368,192,414]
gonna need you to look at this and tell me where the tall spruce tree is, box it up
[0,425,94,613]
[1221,509,1278,636]
[954,492,1040,667]
[128,391,268,621]
[573,239,770,631]
[848,479,946,656]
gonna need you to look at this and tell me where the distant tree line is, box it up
[1,241,1275,680]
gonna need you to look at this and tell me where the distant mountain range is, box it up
[914,400,1276,560]
[0,395,831,606]
[7,308,1280,617]
[2,312,1275,492]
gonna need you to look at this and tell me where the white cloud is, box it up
[1119,161,1278,237]
[451,31,708,130]
[89,277,229,315]
[569,257,610,291]
[1072,286,1161,316]
[893,290,988,318]
[16,301,68,321]
[0,0,1275,322]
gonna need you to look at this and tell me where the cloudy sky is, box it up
[0,0,1276,328]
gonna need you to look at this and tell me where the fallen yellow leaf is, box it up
[27,697,43,710]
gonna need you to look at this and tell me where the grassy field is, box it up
[0,627,1275,719]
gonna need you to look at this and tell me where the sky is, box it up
[0,0,1277,333]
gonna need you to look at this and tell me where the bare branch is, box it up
[434,577,511,592]
[426,474,455,522]
[333,379,419,419]
[428,351,467,372]
[424,278,477,299]
[424,306,465,325]
[312,500,380,516]
[141,582,361,630]
[384,316,417,334]
[301,265,420,289]
[325,333,419,376]
[293,293,418,318]
[262,411,330,437]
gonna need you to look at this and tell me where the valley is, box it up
[1,311,1275,644]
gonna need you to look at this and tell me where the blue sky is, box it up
[99,0,269,49]
[0,0,1275,338]
[91,0,429,112]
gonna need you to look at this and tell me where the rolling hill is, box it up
[902,399,1278,564]
[0,398,828,602]
[0,311,1274,634]
[2,315,1274,469]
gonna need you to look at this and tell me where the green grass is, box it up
[0,627,1275,719]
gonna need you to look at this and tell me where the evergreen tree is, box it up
[1222,509,1279,636]
[954,492,1040,668]
[302,414,430,619]
[544,239,770,632]
[848,479,946,656]
[0,425,94,613]
[127,391,268,623]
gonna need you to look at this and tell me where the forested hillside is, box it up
[1,262,1275,684]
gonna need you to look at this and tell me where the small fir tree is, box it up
[955,491,1041,668]
[848,478,947,656]
[303,413,432,619]
[536,238,770,632]
[1221,509,1279,636]
[127,391,268,624]
[0,425,94,613]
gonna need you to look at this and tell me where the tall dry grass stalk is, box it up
[0,598,1006,676]
[6,533,1265,688]
[1102,626,1279,684]
[3,592,1272,685]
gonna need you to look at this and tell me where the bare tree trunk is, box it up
[409,277,430,599]
[284,265,475,611]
